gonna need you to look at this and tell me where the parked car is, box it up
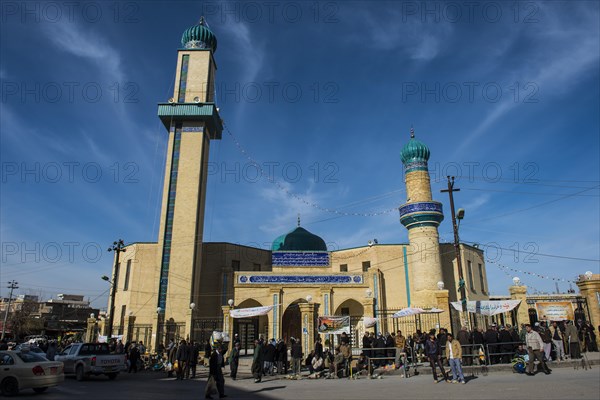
[0,350,64,396]
[13,344,47,358]
[54,343,126,381]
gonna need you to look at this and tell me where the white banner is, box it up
[230,305,274,318]
[361,317,378,328]
[451,300,521,316]
[392,307,425,318]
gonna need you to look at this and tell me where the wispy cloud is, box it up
[43,23,124,82]
[345,8,453,61]
[454,4,599,156]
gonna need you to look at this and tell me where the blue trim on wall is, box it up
[157,124,182,311]
[373,273,379,333]
[403,247,411,307]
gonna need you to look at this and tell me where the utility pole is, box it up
[107,239,126,340]
[1,280,19,341]
[441,176,469,329]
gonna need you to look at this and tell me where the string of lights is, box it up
[224,123,398,217]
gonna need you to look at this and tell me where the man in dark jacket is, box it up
[263,339,276,375]
[207,345,225,399]
[128,344,140,373]
[385,333,395,366]
[484,325,499,364]
[314,337,324,359]
[176,340,190,380]
[374,333,386,367]
[190,341,200,378]
[291,338,303,377]
[499,326,514,363]
[457,326,472,366]
[425,333,449,383]
[228,342,240,380]
[362,332,372,359]
[252,340,264,383]
[276,339,287,374]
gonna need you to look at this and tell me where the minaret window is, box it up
[340,264,348,272]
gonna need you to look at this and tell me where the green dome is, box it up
[181,17,217,52]
[400,128,430,165]
[272,227,327,251]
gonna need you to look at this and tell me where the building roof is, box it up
[181,17,218,51]
[271,226,327,251]
[400,128,430,165]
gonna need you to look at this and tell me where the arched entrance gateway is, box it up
[233,299,269,355]
[334,299,364,347]
[282,299,307,343]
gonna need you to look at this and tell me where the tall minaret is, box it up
[398,128,444,307]
[154,18,222,341]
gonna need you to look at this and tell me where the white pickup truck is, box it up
[54,343,125,381]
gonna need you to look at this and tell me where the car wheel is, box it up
[33,387,48,393]
[76,365,86,381]
[0,377,19,396]
[107,373,118,380]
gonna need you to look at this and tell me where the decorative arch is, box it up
[232,297,268,355]
[282,298,308,343]
[334,298,365,316]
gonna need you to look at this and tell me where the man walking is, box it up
[176,339,189,380]
[252,340,264,383]
[290,337,303,377]
[445,333,466,384]
[228,342,240,380]
[425,333,449,383]
[524,324,551,376]
[550,321,565,362]
[207,344,226,399]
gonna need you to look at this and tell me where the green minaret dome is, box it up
[272,226,327,251]
[181,17,217,52]
[400,127,430,165]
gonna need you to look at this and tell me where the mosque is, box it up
[104,19,599,354]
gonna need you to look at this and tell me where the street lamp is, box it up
[227,299,234,307]
[305,295,312,303]
[437,281,445,290]
[513,277,521,286]
[585,271,593,280]
[365,289,372,298]
[190,303,196,310]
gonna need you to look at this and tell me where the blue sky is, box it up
[1,1,599,309]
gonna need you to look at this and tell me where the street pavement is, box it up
[13,363,600,400]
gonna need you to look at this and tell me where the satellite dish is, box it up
[368,240,373,247]
[168,98,175,104]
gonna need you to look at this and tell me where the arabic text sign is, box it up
[451,300,521,316]
[230,305,274,319]
[272,251,329,267]
[535,302,574,321]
